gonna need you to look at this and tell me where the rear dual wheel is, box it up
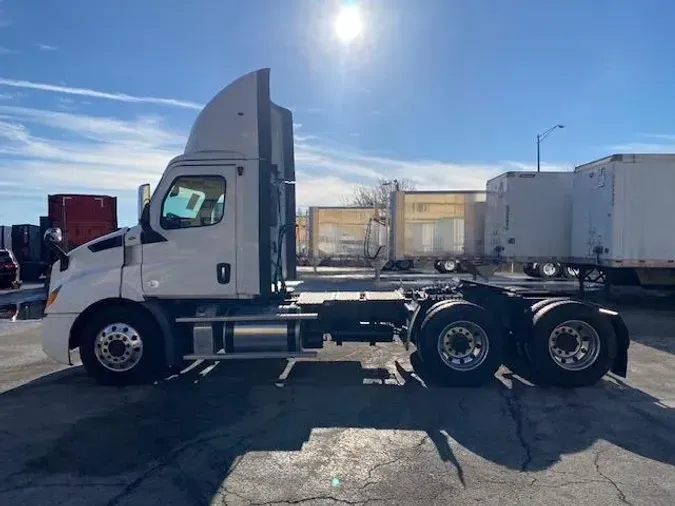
[416,301,504,386]
[525,300,617,387]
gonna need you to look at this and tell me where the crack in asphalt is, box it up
[248,495,398,505]
[594,450,632,505]
[498,386,533,472]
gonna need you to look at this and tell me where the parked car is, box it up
[0,249,21,289]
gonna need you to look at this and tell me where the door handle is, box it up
[217,263,231,284]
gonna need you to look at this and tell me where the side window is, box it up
[161,175,226,230]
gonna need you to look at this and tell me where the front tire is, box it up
[527,301,617,387]
[416,301,504,386]
[79,305,166,385]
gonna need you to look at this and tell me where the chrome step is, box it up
[183,351,318,360]
[176,313,318,323]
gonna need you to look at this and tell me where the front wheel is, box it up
[527,301,617,387]
[416,301,504,386]
[79,305,166,385]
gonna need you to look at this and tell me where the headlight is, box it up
[46,286,61,308]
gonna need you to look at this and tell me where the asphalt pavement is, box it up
[0,274,675,505]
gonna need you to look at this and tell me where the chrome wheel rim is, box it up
[542,263,557,277]
[94,323,143,372]
[548,320,600,371]
[444,260,456,272]
[437,320,489,371]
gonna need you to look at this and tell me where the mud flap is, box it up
[609,314,630,377]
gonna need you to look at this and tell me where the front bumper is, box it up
[42,313,77,365]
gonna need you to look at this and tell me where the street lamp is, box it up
[536,124,564,172]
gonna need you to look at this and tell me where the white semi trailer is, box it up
[41,69,629,388]
[570,154,675,287]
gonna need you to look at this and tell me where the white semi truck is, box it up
[41,69,630,388]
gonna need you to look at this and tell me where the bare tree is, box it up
[344,177,417,208]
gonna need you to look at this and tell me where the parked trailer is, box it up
[388,190,486,272]
[11,224,46,281]
[41,68,630,389]
[295,214,310,265]
[571,154,675,287]
[307,206,380,266]
[485,171,577,279]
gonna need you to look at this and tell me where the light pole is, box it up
[537,124,564,172]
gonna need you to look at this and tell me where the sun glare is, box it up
[335,5,363,43]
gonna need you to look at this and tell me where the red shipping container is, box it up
[48,194,118,251]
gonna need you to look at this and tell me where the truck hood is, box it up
[48,228,128,293]
[66,227,128,256]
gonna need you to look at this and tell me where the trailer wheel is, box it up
[522,263,538,278]
[562,266,580,279]
[527,301,617,387]
[441,259,457,273]
[433,260,444,273]
[79,305,166,386]
[417,301,504,386]
[538,262,561,280]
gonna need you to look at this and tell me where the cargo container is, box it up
[48,194,118,251]
[485,172,573,261]
[307,206,376,261]
[10,224,45,281]
[0,225,11,251]
[571,154,675,286]
[388,190,486,271]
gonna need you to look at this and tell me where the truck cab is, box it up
[41,69,629,389]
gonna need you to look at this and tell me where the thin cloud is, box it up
[0,46,15,55]
[0,97,574,223]
[35,44,58,51]
[0,77,203,109]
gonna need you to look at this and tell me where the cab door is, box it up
[141,163,237,299]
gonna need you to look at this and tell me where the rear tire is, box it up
[79,305,167,386]
[416,301,504,386]
[538,262,561,280]
[433,260,444,273]
[527,301,617,387]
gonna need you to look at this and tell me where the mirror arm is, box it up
[46,241,69,272]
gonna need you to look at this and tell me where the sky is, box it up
[1,0,675,226]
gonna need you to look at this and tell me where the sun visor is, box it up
[184,68,272,161]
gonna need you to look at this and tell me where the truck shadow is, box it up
[1,357,674,502]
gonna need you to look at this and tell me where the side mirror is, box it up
[140,202,151,229]
[44,227,63,244]
[137,183,152,222]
